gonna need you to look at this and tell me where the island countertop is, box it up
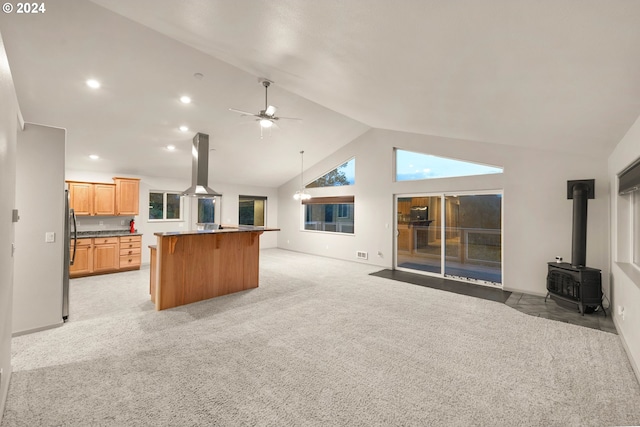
[153,225,279,237]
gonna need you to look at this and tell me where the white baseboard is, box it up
[12,320,63,337]
[614,316,640,384]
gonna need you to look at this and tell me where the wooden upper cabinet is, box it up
[67,177,139,216]
[68,182,94,216]
[93,184,116,215]
[114,177,140,215]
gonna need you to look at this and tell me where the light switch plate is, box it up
[45,232,55,243]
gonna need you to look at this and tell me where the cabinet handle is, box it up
[128,250,132,254]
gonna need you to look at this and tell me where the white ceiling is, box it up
[1,0,640,187]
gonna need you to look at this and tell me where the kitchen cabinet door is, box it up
[93,238,119,272]
[69,238,93,277]
[114,178,140,215]
[68,182,93,216]
[93,184,116,216]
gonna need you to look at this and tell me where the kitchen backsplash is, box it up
[75,216,134,232]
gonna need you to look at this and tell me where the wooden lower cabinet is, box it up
[119,235,142,270]
[69,238,93,276]
[93,237,119,272]
[70,235,142,278]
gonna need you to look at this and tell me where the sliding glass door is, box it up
[396,196,442,274]
[395,192,502,287]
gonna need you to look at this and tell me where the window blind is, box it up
[619,157,640,195]
[302,196,354,205]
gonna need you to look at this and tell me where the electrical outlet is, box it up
[120,220,125,226]
[618,306,625,320]
[45,232,55,243]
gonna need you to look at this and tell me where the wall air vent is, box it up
[356,251,368,260]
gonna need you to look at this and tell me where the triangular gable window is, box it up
[395,149,502,181]
[306,157,355,188]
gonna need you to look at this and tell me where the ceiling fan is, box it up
[229,79,301,137]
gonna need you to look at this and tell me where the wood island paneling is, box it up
[152,227,278,310]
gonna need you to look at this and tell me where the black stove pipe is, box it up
[571,182,589,268]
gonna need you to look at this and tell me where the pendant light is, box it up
[293,150,312,201]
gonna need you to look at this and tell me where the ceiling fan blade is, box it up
[277,116,303,121]
[229,108,258,117]
[265,105,277,116]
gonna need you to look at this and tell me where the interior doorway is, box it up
[395,192,503,287]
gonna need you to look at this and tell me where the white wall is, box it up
[278,128,609,297]
[608,114,640,380]
[65,170,278,265]
[13,123,66,335]
[0,30,19,424]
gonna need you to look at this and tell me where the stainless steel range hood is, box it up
[182,132,222,197]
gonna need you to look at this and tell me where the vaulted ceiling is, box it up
[1,0,639,187]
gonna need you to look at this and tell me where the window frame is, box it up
[148,190,184,222]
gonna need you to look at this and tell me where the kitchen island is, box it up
[151,226,278,310]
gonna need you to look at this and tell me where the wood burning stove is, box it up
[545,180,605,315]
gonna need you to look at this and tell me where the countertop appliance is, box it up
[63,189,77,321]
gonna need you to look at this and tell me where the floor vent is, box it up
[356,251,368,260]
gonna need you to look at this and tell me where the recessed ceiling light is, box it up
[180,96,191,104]
[86,79,101,89]
[179,126,189,132]
[89,154,99,160]
[166,145,176,151]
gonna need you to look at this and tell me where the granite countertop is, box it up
[154,225,279,237]
[77,230,143,238]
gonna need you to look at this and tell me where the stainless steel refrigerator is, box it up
[63,189,77,321]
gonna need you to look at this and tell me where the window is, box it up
[306,158,355,188]
[303,196,354,234]
[149,191,182,221]
[395,149,503,182]
[198,198,216,223]
[239,196,266,226]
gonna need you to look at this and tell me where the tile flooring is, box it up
[371,269,616,334]
[506,292,616,334]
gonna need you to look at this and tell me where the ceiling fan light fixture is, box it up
[229,80,300,137]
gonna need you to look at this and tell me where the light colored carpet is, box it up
[2,248,639,427]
